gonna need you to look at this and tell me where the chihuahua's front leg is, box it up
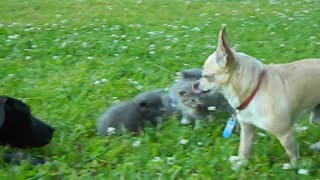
[238,121,256,164]
[276,128,300,167]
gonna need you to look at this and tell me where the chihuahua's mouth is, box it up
[192,81,211,94]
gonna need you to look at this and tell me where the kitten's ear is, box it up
[139,101,147,107]
[154,89,163,94]
[178,90,187,97]
[180,69,202,80]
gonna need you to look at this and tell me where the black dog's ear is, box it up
[0,96,8,128]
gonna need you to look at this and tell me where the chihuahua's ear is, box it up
[216,25,235,68]
[0,96,7,128]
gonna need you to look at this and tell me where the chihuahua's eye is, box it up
[203,74,214,82]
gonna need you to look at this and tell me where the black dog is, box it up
[0,96,55,165]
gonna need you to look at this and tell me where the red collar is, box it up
[236,71,265,111]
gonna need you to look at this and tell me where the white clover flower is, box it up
[172,38,179,43]
[197,142,203,146]
[31,45,37,49]
[179,139,189,145]
[164,46,171,50]
[309,36,316,39]
[297,169,309,175]
[280,44,286,47]
[8,34,19,39]
[25,56,31,60]
[152,156,161,162]
[60,19,67,24]
[93,80,101,85]
[166,157,174,165]
[87,56,94,60]
[60,42,68,48]
[149,51,155,55]
[81,42,88,48]
[132,140,141,147]
[100,78,107,83]
[199,13,207,17]
[148,44,156,50]
[107,127,116,135]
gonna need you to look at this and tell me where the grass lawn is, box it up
[0,0,319,179]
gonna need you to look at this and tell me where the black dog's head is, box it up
[0,96,55,148]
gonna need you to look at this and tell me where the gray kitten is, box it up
[169,68,235,129]
[96,90,164,135]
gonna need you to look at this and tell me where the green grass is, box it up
[0,0,320,179]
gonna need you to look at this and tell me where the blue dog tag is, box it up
[222,118,237,138]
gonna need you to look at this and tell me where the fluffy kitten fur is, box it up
[96,90,164,135]
[169,68,235,129]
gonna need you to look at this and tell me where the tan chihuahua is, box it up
[193,25,320,167]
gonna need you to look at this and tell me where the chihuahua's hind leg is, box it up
[310,104,320,125]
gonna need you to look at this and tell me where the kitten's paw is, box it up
[180,118,191,125]
[310,141,320,152]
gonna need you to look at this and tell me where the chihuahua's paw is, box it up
[228,156,247,171]
[180,118,192,125]
[282,163,294,170]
